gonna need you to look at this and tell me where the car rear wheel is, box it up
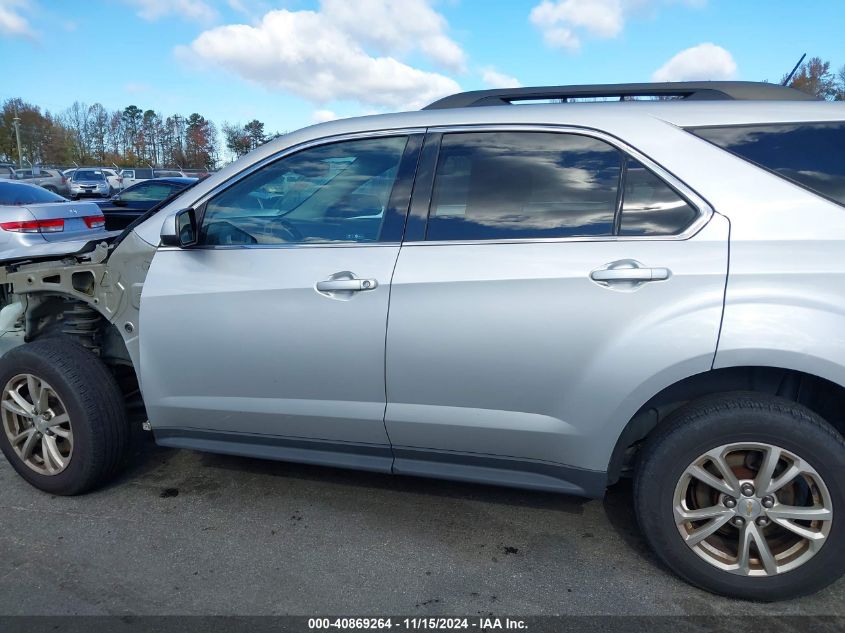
[635,392,845,600]
[0,339,129,495]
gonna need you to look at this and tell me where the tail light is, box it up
[0,219,64,233]
[84,215,106,229]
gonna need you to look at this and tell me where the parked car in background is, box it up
[119,168,184,189]
[0,164,15,180]
[68,169,110,199]
[100,168,122,194]
[14,168,69,196]
[0,181,105,259]
[95,176,197,230]
[181,169,212,179]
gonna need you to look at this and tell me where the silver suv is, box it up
[0,82,843,602]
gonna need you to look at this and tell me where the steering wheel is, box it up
[267,216,305,243]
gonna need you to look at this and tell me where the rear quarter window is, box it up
[689,122,845,206]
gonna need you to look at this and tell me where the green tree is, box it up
[185,113,217,169]
[222,121,250,159]
[243,119,266,150]
[785,57,838,100]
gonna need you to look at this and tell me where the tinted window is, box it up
[200,136,407,246]
[121,181,178,202]
[619,159,698,235]
[0,182,66,205]
[691,122,845,206]
[426,132,622,241]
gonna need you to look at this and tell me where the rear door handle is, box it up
[590,267,670,282]
[316,278,378,292]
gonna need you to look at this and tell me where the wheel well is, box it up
[23,293,147,428]
[607,366,845,484]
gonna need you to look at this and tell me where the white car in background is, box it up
[119,168,184,189]
[100,169,122,194]
[63,168,122,195]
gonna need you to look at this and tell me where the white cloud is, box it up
[180,8,462,110]
[481,67,522,89]
[0,0,35,38]
[320,0,466,73]
[652,43,737,81]
[312,109,339,123]
[125,0,217,22]
[530,0,707,51]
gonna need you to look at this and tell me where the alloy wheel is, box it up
[673,442,832,576]
[1,373,73,475]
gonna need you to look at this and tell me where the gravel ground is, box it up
[0,438,842,616]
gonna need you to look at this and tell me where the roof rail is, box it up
[422,81,817,110]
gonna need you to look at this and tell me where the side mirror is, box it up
[160,208,198,247]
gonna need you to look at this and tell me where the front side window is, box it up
[690,122,845,206]
[199,136,408,246]
[426,132,622,241]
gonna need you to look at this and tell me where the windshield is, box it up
[0,181,66,205]
[73,170,106,181]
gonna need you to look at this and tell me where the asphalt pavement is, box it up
[0,437,843,616]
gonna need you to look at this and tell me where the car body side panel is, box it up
[647,124,845,388]
[139,245,399,447]
[385,213,730,473]
[713,220,845,388]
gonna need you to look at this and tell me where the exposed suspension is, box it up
[61,300,102,353]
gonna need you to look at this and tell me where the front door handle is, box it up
[590,267,670,282]
[316,278,378,292]
[315,271,379,299]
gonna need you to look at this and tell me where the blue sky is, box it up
[1,0,843,137]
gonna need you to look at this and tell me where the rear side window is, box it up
[620,159,698,236]
[425,131,698,241]
[690,122,845,206]
[427,132,621,240]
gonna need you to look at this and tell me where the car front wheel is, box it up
[0,339,129,495]
[635,392,845,600]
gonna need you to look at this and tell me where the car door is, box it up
[384,128,729,493]
[140,132,423,472]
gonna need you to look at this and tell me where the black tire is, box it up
[635,391,845,601]
[0,339,129,495]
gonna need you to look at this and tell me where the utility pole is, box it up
[12,108,23,168]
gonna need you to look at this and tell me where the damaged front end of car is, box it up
[0,230,158,428]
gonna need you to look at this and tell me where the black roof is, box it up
[423,81,817,110]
